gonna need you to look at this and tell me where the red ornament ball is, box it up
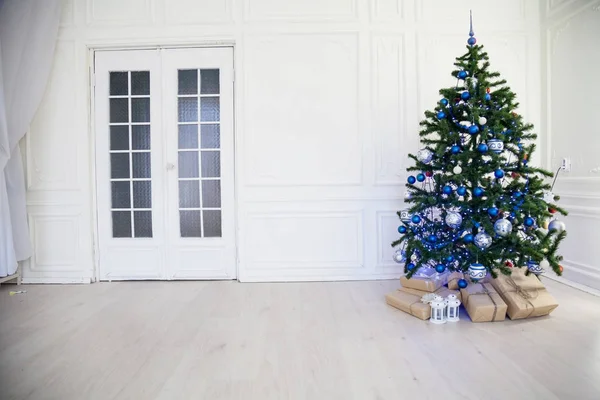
[505,260,514,268]
[549,208,556,214]
[425,171,433,177]
[511,172,520,178]
[486,87,491,94]
[559,265,564,273]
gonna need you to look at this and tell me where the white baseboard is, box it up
[542,274,600,297]
[21,277,92,284]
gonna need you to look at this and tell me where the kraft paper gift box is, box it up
[385,290,431,320]
[490,268,559,320]
[447,271,464,290]
[399,286,462,303]
[399,268,449,293]
[460,282,507,322]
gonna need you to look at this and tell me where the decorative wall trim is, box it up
[28,212,81,272]
[243,0,358,22]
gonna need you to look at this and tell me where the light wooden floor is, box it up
[1,279,599,400]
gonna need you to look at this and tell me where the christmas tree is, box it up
[392,14,567,286]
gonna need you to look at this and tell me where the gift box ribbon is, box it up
[467,284,500,322]
[505,276,540,318]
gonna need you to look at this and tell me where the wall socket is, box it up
[561,157,571,171]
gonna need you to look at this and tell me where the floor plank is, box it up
[1,279,599,400]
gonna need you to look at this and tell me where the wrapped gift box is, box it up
[490,268,558,320]
[399,268,449,293]
[399,286,462,303]
[385,286,461,321]
[460,282,507,322]
[447,271,464,290]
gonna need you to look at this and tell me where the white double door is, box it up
[95,48,236,280]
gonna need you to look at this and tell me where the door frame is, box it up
[88,41,239,282]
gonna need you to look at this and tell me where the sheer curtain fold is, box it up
[0,0,63,277]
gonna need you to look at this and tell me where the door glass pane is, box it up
[178,98,198,122]
[131,98,150,122]
[110,125,129,150]
[178,69,198,95]
[112,211,132,238]
[200,69,219,94]
[178,124,198,149]
[202,180,221,208]
[110,72,128,95]
[200,124,220,149]
[201,151,220,178]
[179,180,200,208]
[134,211,153,237]
[108,69,153,238]
[133,180,152,208]
[178,152,199,178]
[132,125,151,150]
[180,210,202,237]
[131,71,150,95]
[203,210,222,237]
[110,98,129,123]
[200,97,219,121]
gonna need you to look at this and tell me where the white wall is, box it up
[23,0,542,283]
[541,0,600,290]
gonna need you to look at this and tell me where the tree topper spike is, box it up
[469,10,474,37]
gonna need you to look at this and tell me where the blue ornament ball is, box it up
[457,70,468,79]
[488,207,499,217]
[524,217,535,227]
[416,173,425,182]
[474,221,481,228]
[461,91,471,100]
[437,111,446,119]
[451,145,461,154]
[411,215,421,224]
[484,93,491,101]
[428,234,437,243]
[435,264,446,273]
[457,186,467,196]
[514,191,522,198]
[473,187,484,197]
[477,143,489,153]
[440,98,449,106]
[398,225,407,234]
[407,263,416,271]
[446,255,455,263]
[464,233,474,243]
[407,175,416,184]
[467,37,477,46]
[442,185,453,195]
[458,278,468,288]
[468,125,480,134]
[494,169,505,179]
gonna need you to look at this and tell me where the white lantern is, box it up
[430,295,447,324]
[446,294,461,322]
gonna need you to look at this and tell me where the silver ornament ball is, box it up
[393,249,406,263]
[548,220,566,233]
[474,231,492,249]
[478,117,487,125]
[417,149,434,164]
[445,212,463,229]
[453,165,463,174]
[494,218,513,237]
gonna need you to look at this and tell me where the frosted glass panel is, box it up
[200,69,219,94]
[180,210,202,237]
[134,211,152,237]
[178,152,199,178]
[131,71,149,95]
[178,98,198,122]
[110,72,128,95]
[133,181,152,208]
[132,153,151,178]
[200,124,219,149]
[112,211,132,238]
[200,97,219,121]
[110,98,129,123]
[178,69,198,95]
[203,210,221,237]
[111,153,130,179]
[131,98,150,122]
[132,125,151,150]
[111,181,131,208]
[110,125,129,150]
[201,151,220,178]
[178,124,198,149]
[202,180,221,208]
[179,181,200,208]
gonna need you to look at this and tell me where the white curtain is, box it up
[0,0,63,277]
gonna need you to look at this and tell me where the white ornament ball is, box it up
[453,165,463,174]
[474,231,492,249]
[542,190,555,203]
[445,212,463,229]
[393,249,406,263]
[539,258,550,270]
[494,218,513,236]
[417,149,434,164]
[548,220,566,233]
[400,209,411,222]
[459,120,471,127]
[468,263,487,282]
[404,191,412,200]
[478,117,487,125]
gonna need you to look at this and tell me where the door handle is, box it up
[166,162,176,170]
